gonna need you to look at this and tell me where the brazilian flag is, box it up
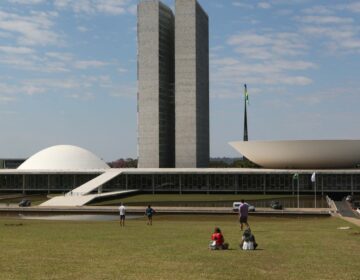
[244,84,249,105]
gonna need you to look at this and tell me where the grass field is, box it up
[0,215,359,280]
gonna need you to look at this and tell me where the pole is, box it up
[244,84,248,141]
[297,176,300,208]
[314,179,317,208]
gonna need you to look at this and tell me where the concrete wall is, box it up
[175,0,209,168]
[137,1,175,168]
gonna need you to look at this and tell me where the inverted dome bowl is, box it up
[229,140,360,169]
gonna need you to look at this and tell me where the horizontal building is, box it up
[1,167,360,195]
[1,144,359,207]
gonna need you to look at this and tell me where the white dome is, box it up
[18,145,110,170]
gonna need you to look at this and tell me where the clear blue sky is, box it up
[0,0,360,161]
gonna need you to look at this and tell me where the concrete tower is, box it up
[137,0,175,168]
[175,0,209,167]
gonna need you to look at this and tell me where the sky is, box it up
[0,0,360,161]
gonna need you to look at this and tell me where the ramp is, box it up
[40,190,138,207]
[334,200,359,218]
[40,169,134,207]
[68,169,123,195]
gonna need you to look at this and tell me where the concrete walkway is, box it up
[40,169,125,206]
[332,200,360,228]
[40,190,138,207]
[0,206,331,216]
[340,217,360,227]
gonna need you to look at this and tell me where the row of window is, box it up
[1,174,360,192]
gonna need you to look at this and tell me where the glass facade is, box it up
[0,171,360,194]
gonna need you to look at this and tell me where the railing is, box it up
[326,195,338,214]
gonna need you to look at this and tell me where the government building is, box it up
[137,0,209,168]
[0,1,359,206]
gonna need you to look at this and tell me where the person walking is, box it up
[238,199,250,230]
[119,202,126,227]
[145,205,155,225]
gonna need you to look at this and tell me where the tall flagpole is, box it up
[243,84,248,142]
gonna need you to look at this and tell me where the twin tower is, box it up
[137,0,209,168]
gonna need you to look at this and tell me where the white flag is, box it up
[311,172,316,183]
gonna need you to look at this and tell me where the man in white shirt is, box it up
[119,202,126,227]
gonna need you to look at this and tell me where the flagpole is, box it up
[315,178,317,209]
[311,172,316,209]
[297,176,299,209]
[243,84,248,142]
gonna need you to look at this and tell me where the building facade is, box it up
[175,0,209,168]
[1,169,360,196]
[137,0,175,168]
[137,0,209,168]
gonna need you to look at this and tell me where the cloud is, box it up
[210,29,316,99]
[7,0,45,4]
[257,2,271,9]
[295,86,360,106]
[211,61,314,86]
[0,46,34,54]
[77,26,88,32]
[0,47,113,73]
[0,10,61,46]
[302,5,334,15]
[74,60,109,69]
[296,15,354,24]
[337,2,360,13]
[228,32,307,59]
[17,76,136,99]
[45,52,74,61]
[68,92,95,100]
[297,10,360,54]
[0,52,71,73]
[54,0,134,15]
[110,84,137,98]
[117,67,128,74]
[0,96,16,102]
[0,82,45,97]
[232,2,254,9]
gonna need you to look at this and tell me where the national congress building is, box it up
[0,0,359,207]
[137,0,209,168]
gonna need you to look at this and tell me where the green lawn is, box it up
[92,194,298,206]
[0,215,359,280]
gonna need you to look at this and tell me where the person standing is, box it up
[119,202,126,227]
[145,205,155,225]
[238,199,250,230]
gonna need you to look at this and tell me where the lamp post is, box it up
[293,173,299,208]
[311,172,316,208]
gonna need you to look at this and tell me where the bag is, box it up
[242,241,254,250]
[209,240,217,250]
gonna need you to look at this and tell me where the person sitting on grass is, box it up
[209,227,229,250]
[240,228,258,250]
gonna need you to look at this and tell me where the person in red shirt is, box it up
[210,227,229,250]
